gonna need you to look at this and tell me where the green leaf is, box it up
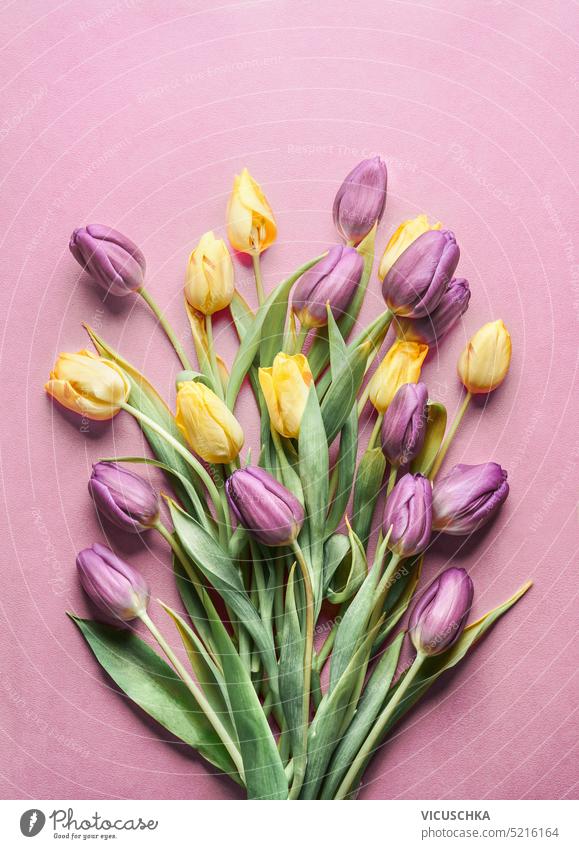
[326,524,367,605]
[320,340,371,445]
[308,225,377,379]
[229,290,255,340]
[372,555,423,655]
[300,621,382,799]
[351,447,387,549]
[320,632,404,798]
[278,565,305,764]
[325,407,358,538]
[298,386,329,612]
[411,402,447,476]
[322,533,350,594]
[85,325,203,515]
[69,614,239,781]
[168,500,279,697]
[226,254,324,409]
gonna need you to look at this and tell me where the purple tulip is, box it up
[292,245,364,328]
[89,462,159,533]
[383,473,432,557]
[69,224,146,296]
[432,462,509,536]
[226,466,305,547]
[397,277,471,346]
[409,567,473,656]
[381,382,429,467]
[76,543,150,622]
[382,230,459,319]
[333,156,388,245]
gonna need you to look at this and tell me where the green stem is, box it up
[139,609,245,781]
[315,620,338,671]
[334,652,425,799]
[137,286,193,371]
[295,323,309,354]
[429,391,472,479]
[204,314,224,400]
[252,253,265,306]
[386,464,398,497]
[370,552,401,628]
[367,413,384,452]
[288,539,315,800]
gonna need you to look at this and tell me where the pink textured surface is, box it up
[0,0,577,801]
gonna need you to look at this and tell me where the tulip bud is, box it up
[226,466,305,547]
[258,352,313,438]
[292,245,364,328]
[226,168,277,255]
[45,350,130,420]
[89,462,160,533]
[432,462,509,536]
[378,214,442,281]
[368,340,428,413]
[383,472,432,557]
[333,156,388,245]
[396,278,471,347]
[69,225,146,297]
[381,382,429,467]
[457,320,512,394]
[409,567,473,656]
[382,229,459,318]
[175,381,244,464]
[184,231,234,315]
[76,543,150,622]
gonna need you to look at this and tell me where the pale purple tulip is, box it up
[70,224,146,296]
[76,543,149,622]
[382,229,459,318]
[226,466,304,547]
[89,462,159,533]
[383,472,432,557]
[432,462,509,536]
[333,156,388,244]
[397,277,471,346]
[409,567,474,656]
[381,382,429,467]
[292,245,364,328]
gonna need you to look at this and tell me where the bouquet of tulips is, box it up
[46,157,530,800]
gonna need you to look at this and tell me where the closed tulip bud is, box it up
[184,231,234,315]
[226,466,305,547]
[226,168,277,255]
[76,543,149,622]
[45,350,130,420]
[432,462,509,536]
[175,381,244,463]
[69,224,146,297]
[368,340,428,413]
[457,320,512,394]
[258,352,313,438]
[409,567,473,656]
[89,462,160,533]
[381,382,429,467]
[378,214,442,281]
[382,229,459,318]
[396,278,471,346]
[333,156,388,245]
[292,245,364,328]
[383,472,432,557]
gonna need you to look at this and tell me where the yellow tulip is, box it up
[457,320,512,394]
[45,350,130,420]
[226,168,277,255]
[259,353,313,438]
[185,231,234,315]
[378,214,442,280]
[368,340,429,413]
[175,381,244,463]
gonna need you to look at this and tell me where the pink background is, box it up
[0,0,577,801]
